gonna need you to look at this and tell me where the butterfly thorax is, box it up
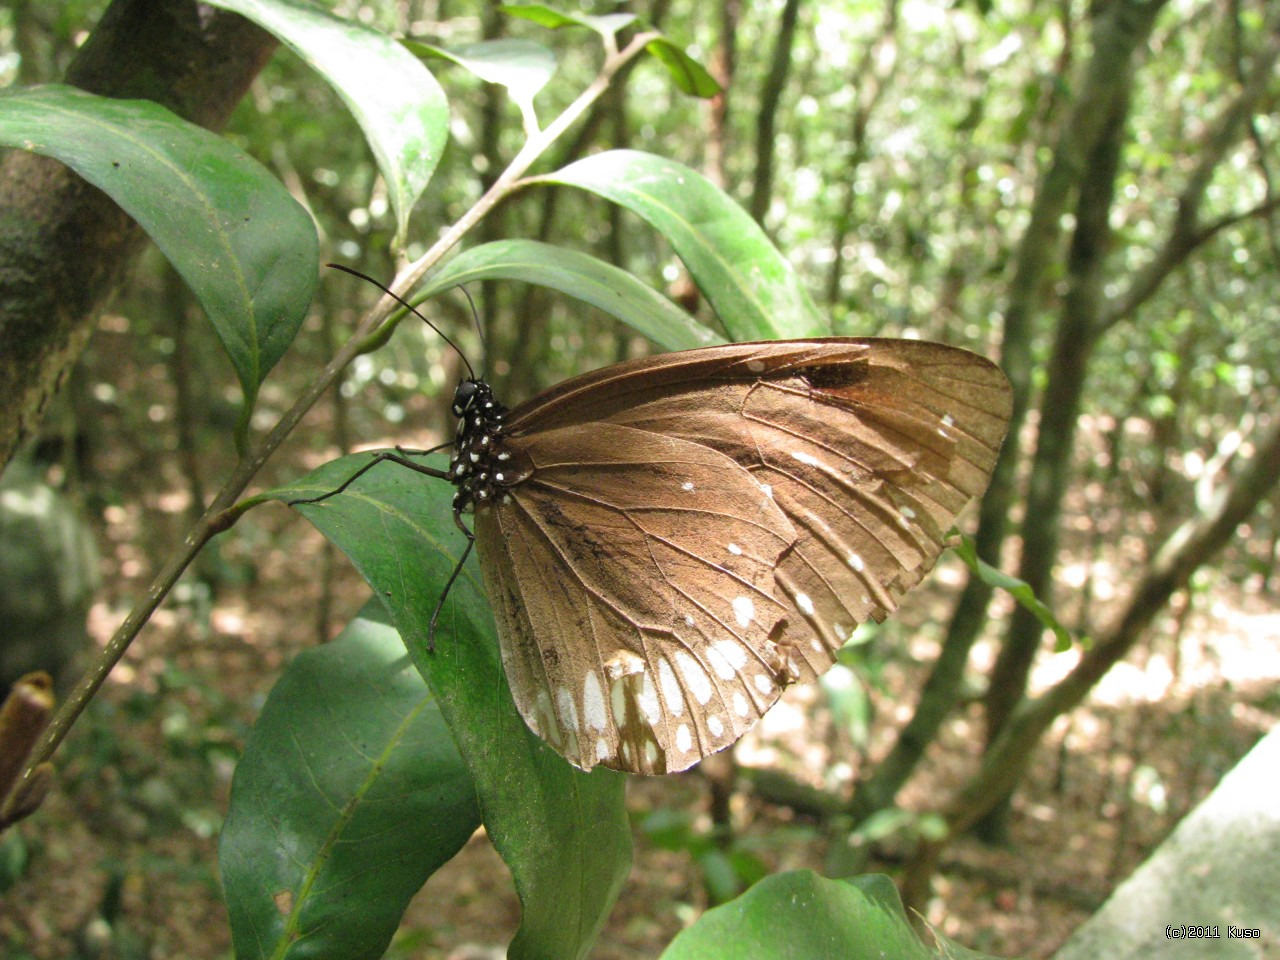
[448,378,526,513]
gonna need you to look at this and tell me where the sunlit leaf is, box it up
[405,38,556,95]
[660,872,932,959]
[404,38,555,126]
[539,150,828,340]
[206,0,449,248]
[417,239,722,352]
[501,4,637,37]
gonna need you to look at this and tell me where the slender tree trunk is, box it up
[848,0,1171,830]
[748,0,802,227]
[973,80,1130,843]
[824,0,899,306]
[0,0,277,470]
[900,414,1280,911]
[704,0,740,190]
[975,8,1280,841]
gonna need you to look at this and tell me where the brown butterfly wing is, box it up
[475,421,799,774]
[498,338,1011,689]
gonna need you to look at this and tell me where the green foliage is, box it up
[952,533,1077,653]
[540,151,829,339]
[220,602,480,960]
[0,85,318,447]
[659,870,1008,960]
[260,454,631,960]
[416,239,723,351]
[205,0,448,249]
[7,0,1277,956]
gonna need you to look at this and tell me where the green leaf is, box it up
[206,0,449,248]
[0,84,318,435]
[951,532,1078,652]
[262,456,631,960]
[405,37,556,103]
[644,37,721,98]
[417,239,723,352]
[501,4,637,37]
[219,601,479,960]
[661,871,1003,959]
[538,150,828,341]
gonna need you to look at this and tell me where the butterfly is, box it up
[300,273,1012,775]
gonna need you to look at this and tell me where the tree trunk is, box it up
[973,80,1131,843]
[847,0,1171,831]
[748,0,802,227]
[0,0,278,470]
[704,0,741,190]
[823,0,899,306]
[899,414,1280,911]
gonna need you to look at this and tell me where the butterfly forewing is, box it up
[488,340,1011,744]
[475,422,799,774]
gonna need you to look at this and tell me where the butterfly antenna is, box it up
[327,262,476,380]
[455,284,489,376]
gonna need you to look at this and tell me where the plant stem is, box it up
[18,30,657,787]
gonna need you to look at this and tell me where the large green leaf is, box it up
[660,871,1008,959]
[207,0,449,248]
[418,239,723,352]
[260,456,631,960]
[0,84,318,429]
[219,601,479,960]
[538,150,828,341]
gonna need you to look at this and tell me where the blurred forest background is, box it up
[1,0,1278,958]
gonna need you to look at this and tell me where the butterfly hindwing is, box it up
[475,421,799,774]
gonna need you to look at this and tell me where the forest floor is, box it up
[2,387,1277,960]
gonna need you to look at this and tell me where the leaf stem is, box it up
[15,28,657,796]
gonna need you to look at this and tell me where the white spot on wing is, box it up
[658,657,684,716]
[638,670,661,725]
[684,614,696,627]
[676,723,692,752]
[583,671,606,732]
[901,506,917,519]
[733,692,749,717]
[848,551,865,572]
[732,596,755,628]
[556,686,578,732]
[707,639,749,681]
[795,592,815,615]
[596,738,610,761]
[754,674,774,695]
[681,481,695,491]
[942,414,956,427]
[760,483,774,499]
[610,680,628,726]
[708,715,725,738]
[676,651,713,705]
[746,358,765,373]
[791,450,822,468]
[727,542,743,556]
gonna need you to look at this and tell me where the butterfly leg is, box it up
[288,452,451,506]
[427,509,476,653]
